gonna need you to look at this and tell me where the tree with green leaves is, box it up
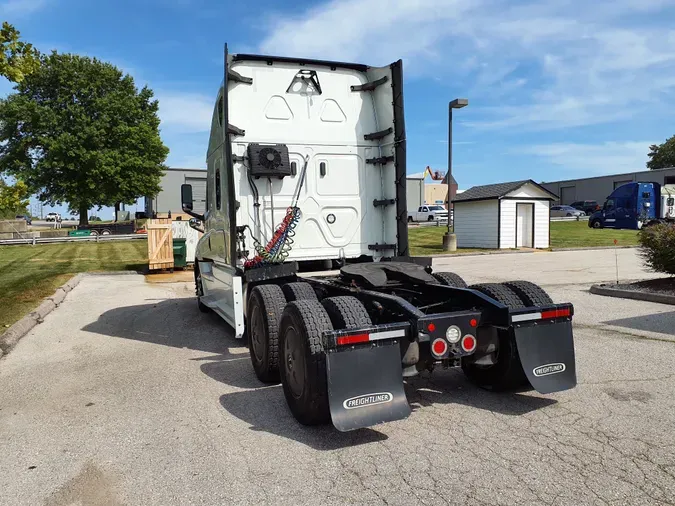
[0,22,39,83]
[647,135,675,170]
[0,179,29,218]
[0,51,169,225]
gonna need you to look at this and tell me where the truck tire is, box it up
[591,220,602,229]
[427,215,434,221]
[247,284,286,383]
[468,283,525,309]
[502,281,553,307]
[279,300,332,425]
[282,282,318,302]
[408,216,413,223]
[432,271,468,288]
[463,283,528,391]
[322,296,372,329]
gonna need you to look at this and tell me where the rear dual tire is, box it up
[247,285,286,383]
[279,296,370,426]
[247,281,317,385]
[282,282,318,302]
[432,271,468,288]
[279,300,333,425]
[463,281,551,391]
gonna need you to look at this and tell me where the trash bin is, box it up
[173,238,187,269]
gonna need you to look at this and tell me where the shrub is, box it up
[638,223,675,275]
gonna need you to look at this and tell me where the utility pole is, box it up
[442,98,468,252]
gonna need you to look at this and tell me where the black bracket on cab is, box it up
[374,198,395,207]
[364,127,393,141]
[228,69,252,85]
[228,124,245,137]
[368,243,396,251]
[351,76,388,92]
[286,70,322,95]
[366,156,394,165]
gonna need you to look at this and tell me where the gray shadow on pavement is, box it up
[81,298,238,356]
[197,352,270,390]
[405,369,557,415]
[218,390,389,451]
[602,311,675,336]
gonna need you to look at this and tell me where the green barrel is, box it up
[173,238,187,268]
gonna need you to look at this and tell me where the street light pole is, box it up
[443,98,468,252]
[447,105,453,237]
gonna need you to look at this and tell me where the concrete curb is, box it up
[430,249,539,258]
[590,284,675,305]
[0,273,85,357]
[83,270,145,276]
[551,246,638,252]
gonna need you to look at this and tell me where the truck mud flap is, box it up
[513,319,576,394]
[324,326,411,432]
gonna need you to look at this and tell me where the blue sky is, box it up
[2,0,675,218]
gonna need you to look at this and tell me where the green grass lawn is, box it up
[549,221,639,248]
[0,241,147,331]
[409,220,640,255]
[408,226,487,256]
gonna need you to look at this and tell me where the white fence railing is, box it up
[550,216,589,222]
[0,233,147,246]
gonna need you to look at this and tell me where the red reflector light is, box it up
[431,338,447,356]
[541,308,571,320]
[461,335,476,352]
[336,333,369,346]
[427,323,436,332]
[469,318,478,328]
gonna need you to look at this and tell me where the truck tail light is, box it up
[461,335,476,353]
[431,338,448,357]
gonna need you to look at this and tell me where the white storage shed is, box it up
[453,180,558,249]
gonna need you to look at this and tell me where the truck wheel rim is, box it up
[250,305,266,363]
[283,325,305,399]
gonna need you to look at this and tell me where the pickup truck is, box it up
[408,205,449,222]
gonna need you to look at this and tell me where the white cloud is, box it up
[0,0,46,16]
[257,0,675,130]
[519,141,653,175]
[156,92,214,133]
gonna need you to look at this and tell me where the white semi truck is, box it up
[181,46,577,431]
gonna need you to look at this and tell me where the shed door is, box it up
[186,177,207,214]
[516,203,534,248]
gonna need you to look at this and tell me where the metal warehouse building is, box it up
[541,167,675,205]
[145,167,207,217]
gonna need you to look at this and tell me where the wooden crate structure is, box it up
[147,219,174,271]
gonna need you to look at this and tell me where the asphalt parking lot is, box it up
[1,249,674,505]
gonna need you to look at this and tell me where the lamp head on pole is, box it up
[450,98,468,109]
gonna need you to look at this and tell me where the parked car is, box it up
[15,215,32,225]
[45,212,62,222]
[570,200,600,215]
[550,205,585,218]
